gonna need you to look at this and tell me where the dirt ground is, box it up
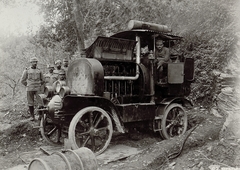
[0,106,240,170]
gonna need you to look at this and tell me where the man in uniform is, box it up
[20,57,44,121]
[53,60,63,74]
[52,70,66,94]
[155,39,170,68]
[62,58,69,73]
[155,39,170,84]
[58,70,66,81]
[44,64,57,86]
[53,70,66,85]
[53,59,65,80]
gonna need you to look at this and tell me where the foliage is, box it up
[35,0,77,54]
[36,0,235,106]
[0,36,31,99]
[0,35,71,111]
[175,0,236,105]
[0,0,237,110]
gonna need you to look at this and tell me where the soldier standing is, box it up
[62,58,69,73]
[52,70,66,93]
[20,57,44,121]
[44,64,57,86]
[58,70,66,81]
[52,70,66,85]
[53,60,63,75]
[53,59,64,79]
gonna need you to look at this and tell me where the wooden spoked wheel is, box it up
[161,103,188,139]
[40,114,64,145]
[68,106,113,155]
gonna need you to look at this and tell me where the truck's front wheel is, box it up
[68,106,113,155]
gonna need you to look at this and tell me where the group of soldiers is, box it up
[20,57,69,121]
[44,59,68,86]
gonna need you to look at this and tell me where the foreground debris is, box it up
[100,113,225,170]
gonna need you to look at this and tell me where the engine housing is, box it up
[66,58,104,96]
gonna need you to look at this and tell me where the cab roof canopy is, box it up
[111,20,182,41]
[111,30,183,41]
[85,20,182,57]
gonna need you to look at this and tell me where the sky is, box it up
[0,1,44,37]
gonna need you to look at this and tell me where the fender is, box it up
[159,97,193,108]
[155,97,193,119]
[63,95,124,133]
[157,97,193,110]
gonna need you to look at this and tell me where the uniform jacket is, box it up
[21,67,44,91]
[155,47,170,62]
[62,66,68,73]
[44,72,58,86]
[53,68,65,75]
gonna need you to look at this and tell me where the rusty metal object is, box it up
[161,103,188,139]
[38,20,195,156]
[28,147,98,170]
[67,58,104,96]
[68,106,113,156]
[128,20,172,33]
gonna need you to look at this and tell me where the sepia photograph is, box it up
[0,0,239,169]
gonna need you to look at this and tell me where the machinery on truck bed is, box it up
[39,20,194,155]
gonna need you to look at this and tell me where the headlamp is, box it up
[44,86,54,98]
[59,86,71,98]
[48,95,63,113]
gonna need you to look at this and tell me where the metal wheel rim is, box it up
[68,106,113,155]
[161,103,188,139]
[40,114,63,146]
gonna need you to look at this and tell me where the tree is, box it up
[0,43,24,99]
[72,0,85,53]
[34,0,236,106]
[36,0,78,55]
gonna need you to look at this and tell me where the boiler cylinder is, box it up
[66,58,104,96]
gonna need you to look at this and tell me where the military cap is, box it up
[55,60,62,65]
[30,57,38,62]
[59,70,65,75]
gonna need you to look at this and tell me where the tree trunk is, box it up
[72,0,85,55]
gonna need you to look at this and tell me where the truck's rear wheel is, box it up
[68,106,113,155]
[161,103,188,139]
